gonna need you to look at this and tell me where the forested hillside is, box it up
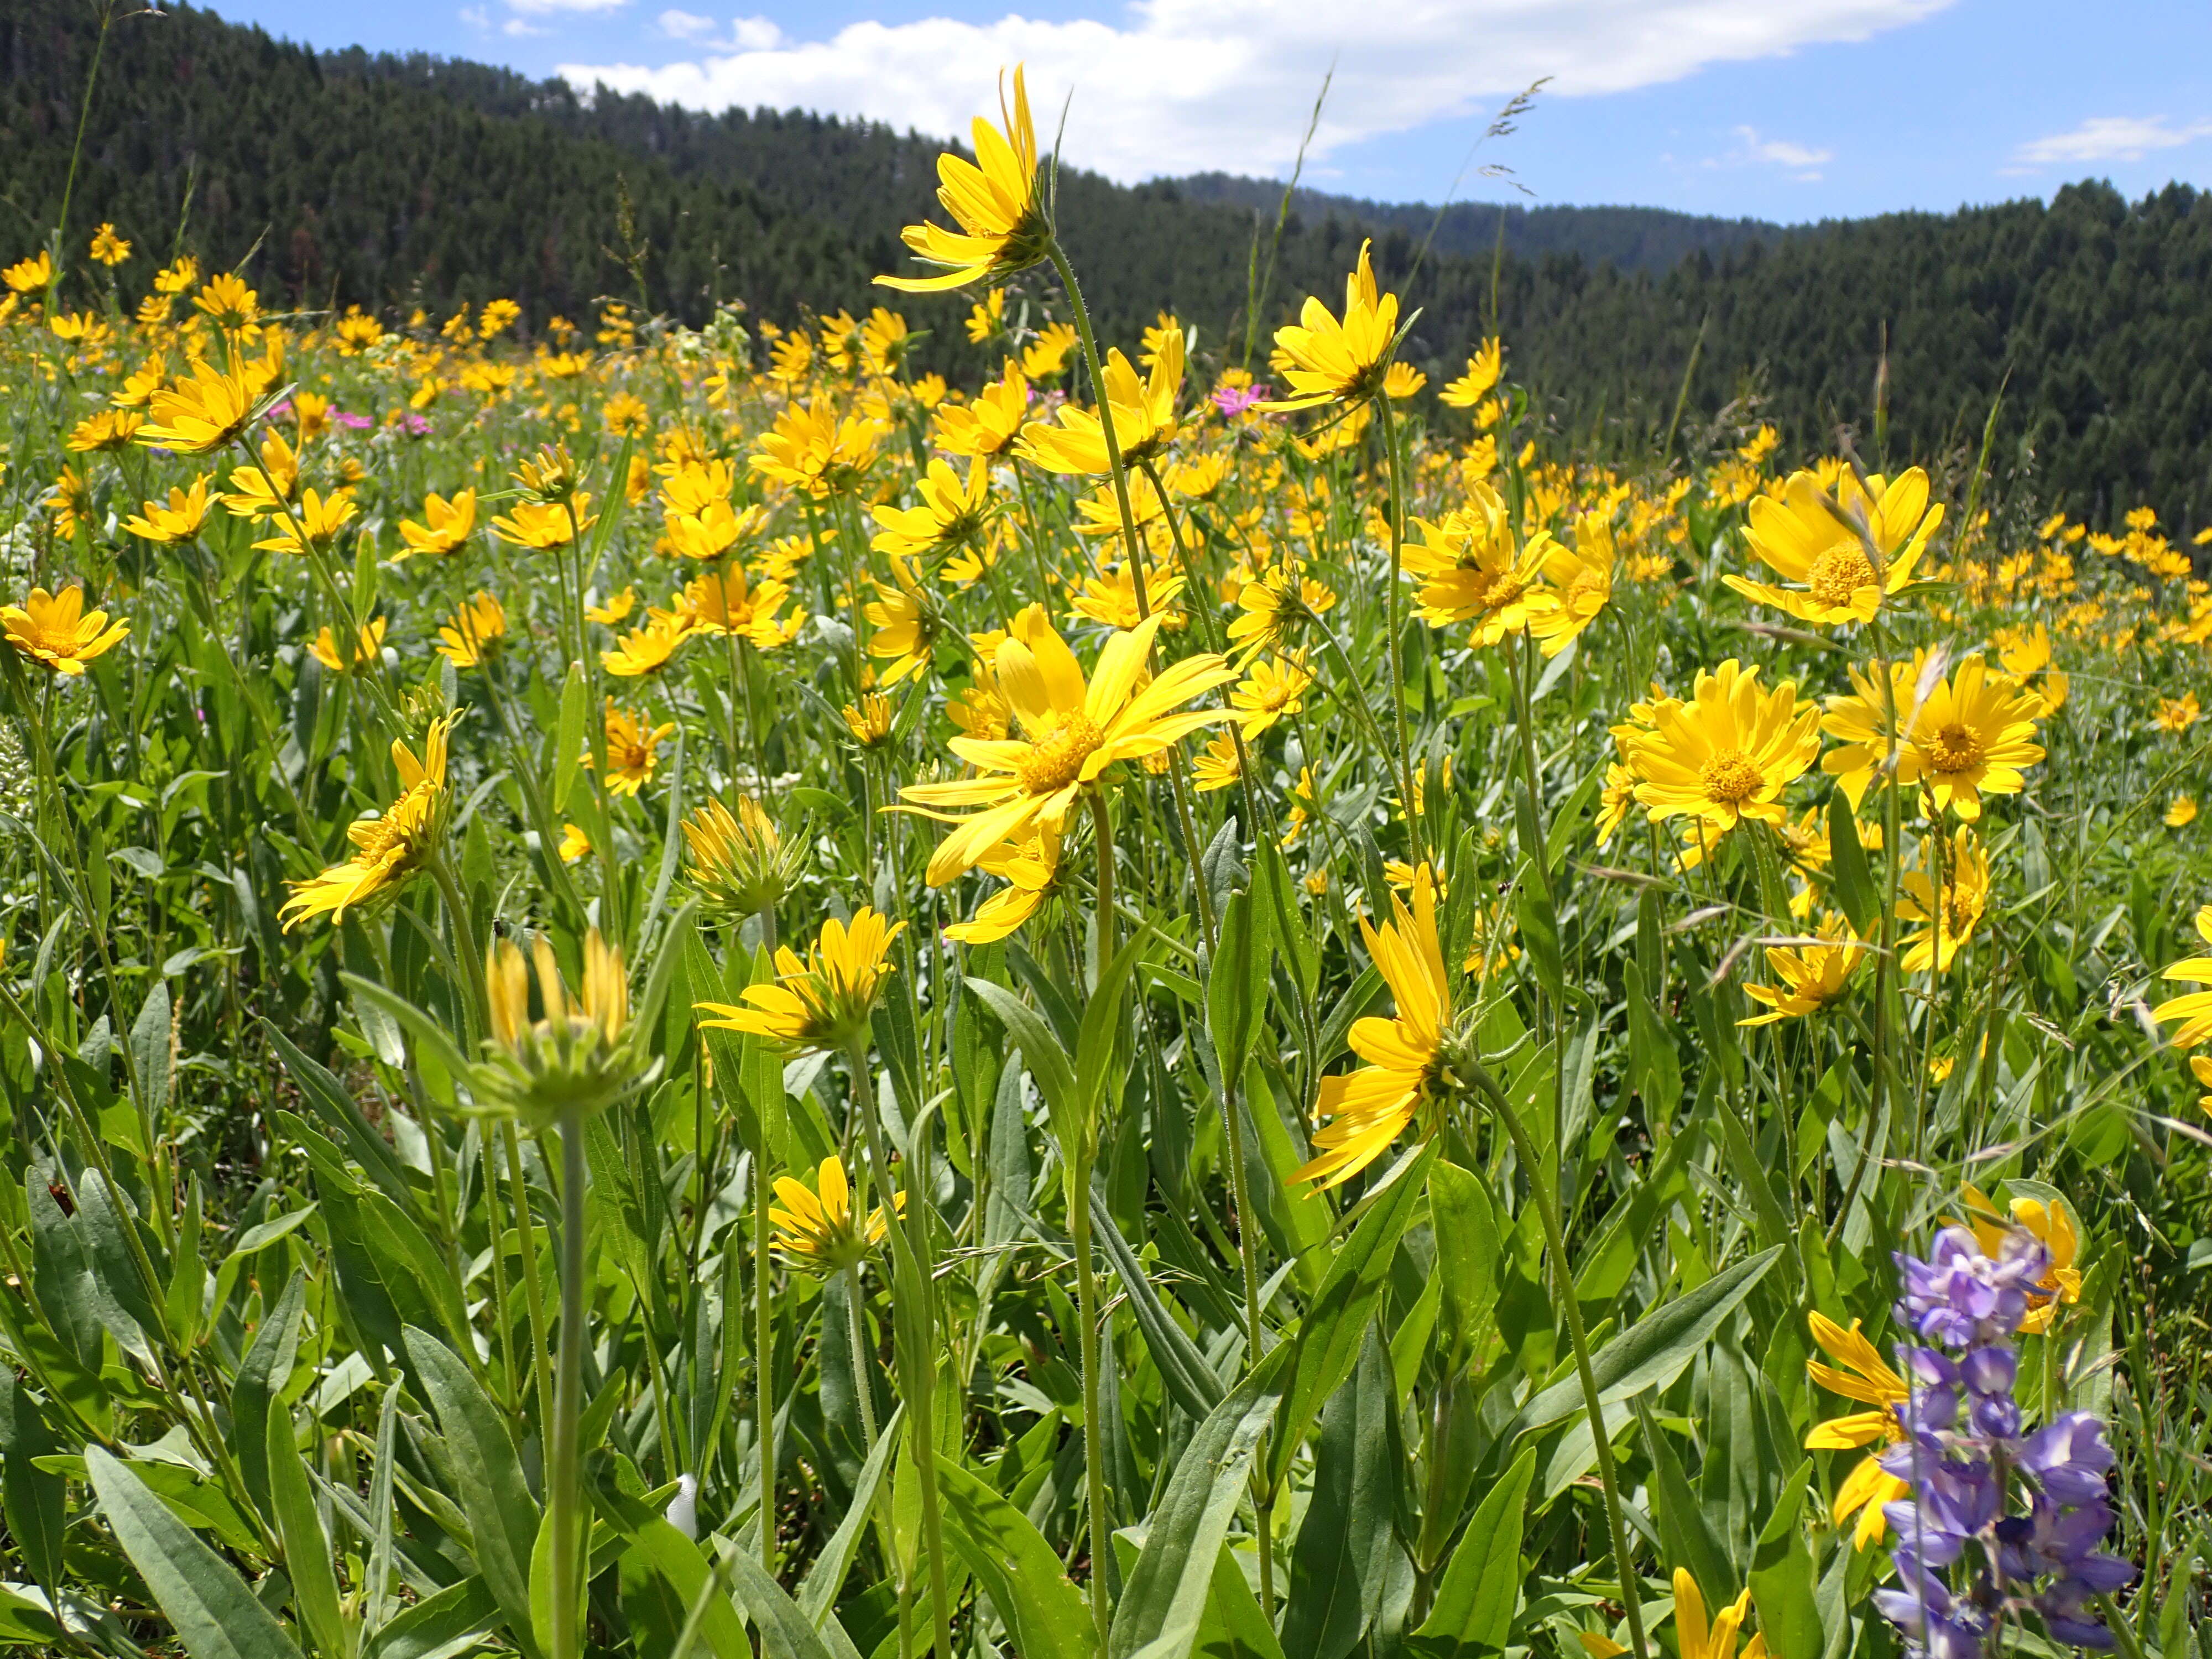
[1167,173,1783,273]
[6,0,2212,525]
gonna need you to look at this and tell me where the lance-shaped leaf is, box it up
[937,1460,1092,1659]
[1406,1444,1537,1659]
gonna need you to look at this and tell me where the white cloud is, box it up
[1727,123,1832,179]
[556,0,1952,183]
[656,11,784,48]
[458,4,491,28]
[2011,114,2212,168]
[509,0,627,15]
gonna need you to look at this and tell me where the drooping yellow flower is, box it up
[1526,519,1615,657]
[1439,338,1503,408]
[2156,693,2201,733]
[591,701,675,797]
[945,829,1062,943]
[877,66,1047,293]
[749,398,883,498]
[696,907,906,1055]
[899,611,1235,885]
[1,585,130,675]
[1802,1313,1911,1550]
[1231,653,1313,737]
[220,429,302,519]
[586,587,638,627]
[280,717,455,929]
[67,410,144,453]
[1992,622,2067,714]
[492,493,593,552]
[870,457,995,569]
[602,610,696,677]
[1295,877,1451,1192]
[1020,321,1078,381]
[2,252,53,293]
[665,499,768,562]
[137,361,258,453]
[253,488,358,555]
[933,359,1029,458]
[308,617,388,674]
[392,488,476,559]
[1729,467,1943,626]
[863,556,947,686]
[1820,654,2043,822]
[1952,1185,2082,1334]
[1191,730,1243,793]
[1261,240,1402,411]
[678,566,802,649]
[1225,565,1336,661]
[1619,660,1820,834]
[1594,761,1636,847]
[770,1156,905,1271]
[123,473,213,543]
[436,592,508,669]
[1402,489,1558,645]
[1739,915,1870,1025]
[1896,825,1989,973]
[1019,328,1183,473]
[2150,904,2212,1047]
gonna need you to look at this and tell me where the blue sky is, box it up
[206,0,2212,224]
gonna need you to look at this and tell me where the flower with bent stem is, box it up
[280,717,455,929]
[696,907,905,1056]
[898,609,1233,885]
[874,66,1049,293]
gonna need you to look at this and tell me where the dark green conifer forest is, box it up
[6,0,2211,526]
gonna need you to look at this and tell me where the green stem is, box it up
[844,1261,879,1453]
[547,1115,588,1659]
[1469,1062,1652,1659]
[1373,388,1428,873]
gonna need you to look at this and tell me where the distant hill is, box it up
[1164,174,1786,275]
[6,0,2212,526]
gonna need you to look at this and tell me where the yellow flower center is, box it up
[1808,546,1876,608]
[1700,749,1766,805]
[1483,572,1528,611]
[1018,712,1104,794]
[1567,569,1608,606]
[1927,723,1986,775]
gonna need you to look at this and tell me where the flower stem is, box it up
[1373,387,1428,874]
[844,1261,879,1453]
[1469,1061,1652,1659]
[547,1112,588,1659]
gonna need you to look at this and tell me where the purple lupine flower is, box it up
[1876,1222,2132,1659]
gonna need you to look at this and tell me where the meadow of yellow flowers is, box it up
[0,65,2203,1659]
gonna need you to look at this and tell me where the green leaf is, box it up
[267,1406,349,1659]
[86,1446,306,1659]
[1429,1159,1503,1372]
[1267,1145,1435,1489]
[721,1540,847,1659]
[1207,890,1267,1084]
[1091,1187,1224,1423]
[131,980,172,1119]
[1109,1347,1290,1659]
[937,1460,1092,1659]
[1636,1397,1734,1610]
[1749,1460,1823,1659]
[1281,1325,1401,1659]
[966,977,1080,1152]
[553,661,588,812]
[403,1326,542,1657]
[0,1369,65,1596]
[1407,1444,1537,1659]
[232,1271,307,1525]
[797,1404,902,1629]
[1075,925,1151,1134]
[362,1577,501,1659]
[1514,1245,1784,1434]
[1827,792,1877,935]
